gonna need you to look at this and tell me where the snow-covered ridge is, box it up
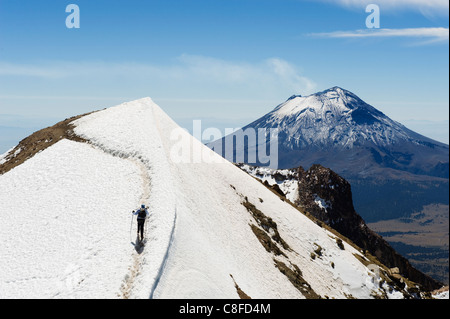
[72,97,179,298]
[0,97,437,299]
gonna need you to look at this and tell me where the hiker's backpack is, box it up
[138,209,147,219]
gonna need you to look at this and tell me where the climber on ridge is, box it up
[133,204,149,242]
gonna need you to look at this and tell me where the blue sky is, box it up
[0,0,448,152]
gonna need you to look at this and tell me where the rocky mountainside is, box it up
[238,163,443,291]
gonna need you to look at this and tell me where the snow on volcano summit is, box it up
[0,98,428,299]
[246,86,431,149]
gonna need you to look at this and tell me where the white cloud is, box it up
[172,55,316,93]
[310,27,449,43]
[319,0,449,16]
[0,63,66,78]
[266,58,317,93]
[0,55,316,96]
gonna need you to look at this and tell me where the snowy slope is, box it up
[0,98,423,299]
[0,140,142,298]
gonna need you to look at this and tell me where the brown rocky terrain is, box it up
[294,164,443,291]
[0,113,92,176]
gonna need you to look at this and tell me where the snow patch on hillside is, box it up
[314,194,330,212]
[238,164,299,203]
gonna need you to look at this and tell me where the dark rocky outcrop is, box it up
[295,164,443,291]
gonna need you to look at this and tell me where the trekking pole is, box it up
[130,210,135,242]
